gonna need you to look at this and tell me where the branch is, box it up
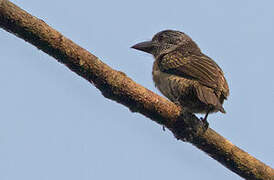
[0,1,273,179]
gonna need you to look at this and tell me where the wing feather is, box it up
[158,50,229,100]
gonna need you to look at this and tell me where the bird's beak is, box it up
[131,41,154,54]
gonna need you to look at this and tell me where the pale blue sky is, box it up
[0,0,273,179]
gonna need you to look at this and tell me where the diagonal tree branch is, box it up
[0,0,273,179]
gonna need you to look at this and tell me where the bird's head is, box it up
[131,30,195,59]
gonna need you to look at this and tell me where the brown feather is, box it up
[157,49,229,112]
[132,30,229,117]
[158,51,229,97]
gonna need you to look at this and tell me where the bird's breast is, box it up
[152,61,195,102]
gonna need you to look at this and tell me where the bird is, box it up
[131,30,229,126]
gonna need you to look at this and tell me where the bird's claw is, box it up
[200,117,209,131]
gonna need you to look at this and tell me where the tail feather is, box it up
[196,86,225,113]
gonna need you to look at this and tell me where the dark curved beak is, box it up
[131,41,154,54]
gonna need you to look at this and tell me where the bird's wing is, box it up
[158,50,229,99]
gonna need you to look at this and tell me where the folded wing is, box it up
[158,50,229,112]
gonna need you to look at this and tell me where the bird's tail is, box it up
[196,86,226,113]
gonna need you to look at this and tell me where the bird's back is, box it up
[153,49,229,114]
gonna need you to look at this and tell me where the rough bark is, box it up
[0,0,273,179]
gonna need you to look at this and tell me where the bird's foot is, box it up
[200,117,209,131]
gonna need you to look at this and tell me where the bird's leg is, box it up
[201,109,210,130]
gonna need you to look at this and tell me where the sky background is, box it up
[0,0,273,179]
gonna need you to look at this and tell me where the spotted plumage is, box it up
[132,30,229,123]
